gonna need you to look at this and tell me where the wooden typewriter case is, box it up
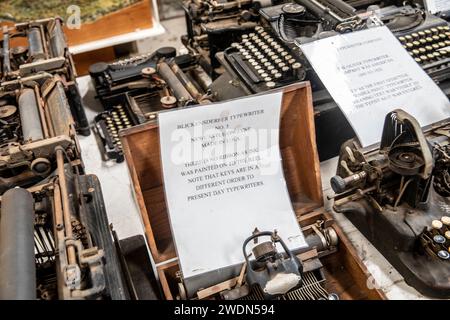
[120,82,386,300]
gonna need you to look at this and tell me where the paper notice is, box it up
[158,92,306,280]
[300,26,450,147]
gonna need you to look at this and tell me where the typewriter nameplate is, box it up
[158,92,307,279]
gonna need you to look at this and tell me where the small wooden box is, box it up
[120,82,386,300]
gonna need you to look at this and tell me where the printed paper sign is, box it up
[158,92,306,280]
[300,26,450,147]
[424,0,450,14]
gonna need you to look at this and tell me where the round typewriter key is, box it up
[446,40,450,46]
[405,43,414,49]
[434,235,446,244]
[425,29,432,36]
[267,65,274,70]
[412,49,420,55]
[414,58,422,63]
[405,35,413,41]
[444,26,450,31]
[249,33,255,37]
[427,53,435,60]
[244,54,251,60]
[261,58,268,63]
[419,38,427,45]
[274,58,282,64]
[271,69,278,75]
[292,62,302,69]
[266,81,276,88]
[445,231,450,239]
[285,54,292,60]
[424,46,432,52]
[254,65,262,70]
[275,73,282,78]
[288,58,296,64]
[231,42,239,48]
[278,62,286,68]
[267,52,275,57]
[437,250,450,260]
[277,47,284,53]
[261,73,269,78]
[251,62,259,67]
[433,52,441,59]
[432,220,443,230]
[438,41,446,48]
[264,77,272,82]
[258,69,265,75]
[264,62,271,67]
[442,216,450,226]
[280,51,288,57]
[420,55,428,62]
[249,58,255,63]
[431,28,439,34]
[398,36,406,42]
[411,33,419,39]
[242,34,248,39]
[251,48,258,53]
[412,41,420,47]
[432,35,440,42]
[261,45,268,50]
[432,43,440,50]
[439,33,447,40]
[425,37,433,43]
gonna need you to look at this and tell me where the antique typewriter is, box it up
[90,48,214,162]
[1,18,90,135]
[181,0,282,76]
[0,154,128,299]
[376,5,450,84]
[330,109,450,298]
[0,73,82,194]
[176,225,340,300]
[213,0,366,95]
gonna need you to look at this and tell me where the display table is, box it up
[76,75,429,300]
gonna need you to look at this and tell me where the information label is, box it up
[158,92,306,280]
[300,26,450,147]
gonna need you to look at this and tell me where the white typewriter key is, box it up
[231,43,239,48]
[281,51,288,57]
[277,47,284,53]
[242,34,248,39]
[261,32,267,37]
[261,73,269,78]
[445,231,450,239]
[261,58,268,63]
[258,69,265,74]
[275,73,282,78]
[254,65,262,70]
[292,62,302,69]
[271,69,278,75]
[288,58,296,64]
[432,220,443,229]
[264,77,272,82]
[278,62,286,68]
[251,48,258,53]
[249,33,255,37]
[285,55,293,60]
[251,61,259,67]
[441,216,450,225]
[282,66,290,72]
[274,58,282,64]
[244,54,251,60]
[267,65,274,70]
[266,81,276,88]
[248,58,255,63]
[264,62,271,67]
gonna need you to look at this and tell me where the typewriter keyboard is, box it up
[420,216,450,260]
[224,26,304,93]
[398,25,450,80]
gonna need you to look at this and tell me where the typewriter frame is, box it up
[120,82,385,300]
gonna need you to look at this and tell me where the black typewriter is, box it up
[331,109,450,298]
[222,25,305,93]
[90,48,214,162]
[1,18,90,136]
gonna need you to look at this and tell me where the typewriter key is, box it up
[398,36,406,43]
[432,220,443,230]
[261,58,268,63]
[254,65,262,70]
[424,46,432,52]
[266,81,276,88]
[411,33,419,39]
[437,250,449,260]
[419,38,427,45]
[412,49,420,55]
[288,58,296,64]
[264,77,272,82]
[425,37,433,43]
[433,52,441,59]
[432,44,440,50]
[278,62,286,68]
[434,235,446,244]
[267,65,274,71]
[446,231,450,240]
[261,73,269,78]
[275,73,282,78]
[251,61,259,67]
[271,69,278,75]
[432,35,440,42]
[264,62,271,67]
[427,53,435,60]
[274,58,282,64]
[446,40,450,46]
[258,69,265,75]
[439,34,446,40]
[412,41,420,47]
[292,62,302,70]
[405,43,414,49]
[414,58,422,63]
[282,66,290,72]
[405,35,413,41]
[285,55,292,60]
[231,42,239,48]
[442,216,450,226]
[281,51,288,57]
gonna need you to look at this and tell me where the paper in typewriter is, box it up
[300,26,450,147]
[158,92,307,280]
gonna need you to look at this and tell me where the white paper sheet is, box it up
[158,92,306,280]
[300,26,450,147]
[424,0,450,13]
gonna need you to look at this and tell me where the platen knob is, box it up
[330,175,347,194]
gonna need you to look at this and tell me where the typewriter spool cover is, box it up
[119,82,385,300]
